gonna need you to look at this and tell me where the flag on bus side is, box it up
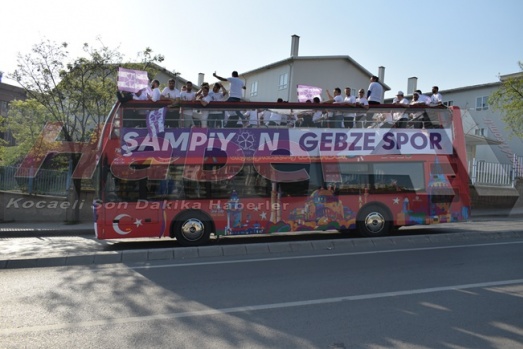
[117,67,149,93]
[297,85,322,102]
[146,107,166,138]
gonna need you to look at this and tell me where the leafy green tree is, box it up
[8,38,164,222]
[489,61,523,138]
[3,99,50,166]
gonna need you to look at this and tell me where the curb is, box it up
[0,229,94,238]
[2,229,522,270]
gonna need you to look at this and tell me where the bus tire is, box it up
[173,211,211,247]
[356,204,392,237]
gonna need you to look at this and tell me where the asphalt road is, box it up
[1,235,522,348]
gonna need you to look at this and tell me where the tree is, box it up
[8,38,164,222]
[3,99,50,166]
[489,61,523,138]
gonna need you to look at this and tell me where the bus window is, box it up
[279,162,323,197]
[123,109,147,128]
[371,162,425,192]
[338,163,370,194]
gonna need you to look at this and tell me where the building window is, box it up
[443,100,453,107]
[278,73,288,90]
[475,128,486,136]
[476,96,488,111]
[250,81,258,97]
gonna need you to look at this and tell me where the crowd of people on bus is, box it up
[120,72,444,130]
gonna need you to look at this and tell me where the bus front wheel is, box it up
[356,205,392,237]
[173,211,211,246]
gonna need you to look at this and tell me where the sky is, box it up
[1,0,522,99]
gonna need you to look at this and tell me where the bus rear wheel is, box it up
[356,205,392,237]
[173,211,211,247]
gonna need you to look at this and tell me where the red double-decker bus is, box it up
[93,100,470,246]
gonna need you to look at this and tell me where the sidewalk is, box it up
[0,221,95,238]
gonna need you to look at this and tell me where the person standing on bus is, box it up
[267,98,285,126]
[324,87,344,128]
[311,97,325,127]
[132,88,147,100]
[213,71,246,127]
[148,79,162,102]
[197,85,212,127]
[180,81,197,127]
[365,76,383,128]
[355,88,369,127]
[430,86,443,106]
[213,71,245,101]
[161,79,181,101]
[244,109,263,127]
[208,83,228,128]
[409,91,430,128]
[413,90,430,106]
[161,79,181,128]
[367,76,383,105]
[392,91,410,128]
[343,87,356,128]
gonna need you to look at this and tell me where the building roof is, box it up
[241,55,391,91]
[148,62,191,84]
[439,81,501,95]
[0,82,26,101]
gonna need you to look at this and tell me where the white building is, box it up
[441,78,523,166]
[226,35,390,103]
[384,75,523,208]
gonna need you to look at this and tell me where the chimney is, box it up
[378,66,385,83]
[407,77,418,95]
[290,34,300,58]
[198,73,204,87]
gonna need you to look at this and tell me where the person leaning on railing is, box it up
[354,89,369,128]
[392,91,410,128]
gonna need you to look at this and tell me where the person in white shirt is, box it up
[309,97,325,127]
[161,79,181,101]
[132,89,147,100]
[161,79,181,127]
[365,76,383,129]
[243,109,262,127]
[343,87,356,128]
[355,88,369,127]
[148,79,161,102]
[409,91,431,128]
[213,71,245,101]
[324,87,344,128]
[208,83,228,128]
[392,91,410,128]
[268,111,283,126]
[213,71,246,127]
[411,90,431,106]
[367,75,383,105]
[180,81,197,127]
[266,98,283,126]
[197,86,213,127]
[430,86,443,106]
[370,112,394,128]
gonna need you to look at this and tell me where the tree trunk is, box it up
[65,154,82,223]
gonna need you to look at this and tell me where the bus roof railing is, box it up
[116,100,450,112]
